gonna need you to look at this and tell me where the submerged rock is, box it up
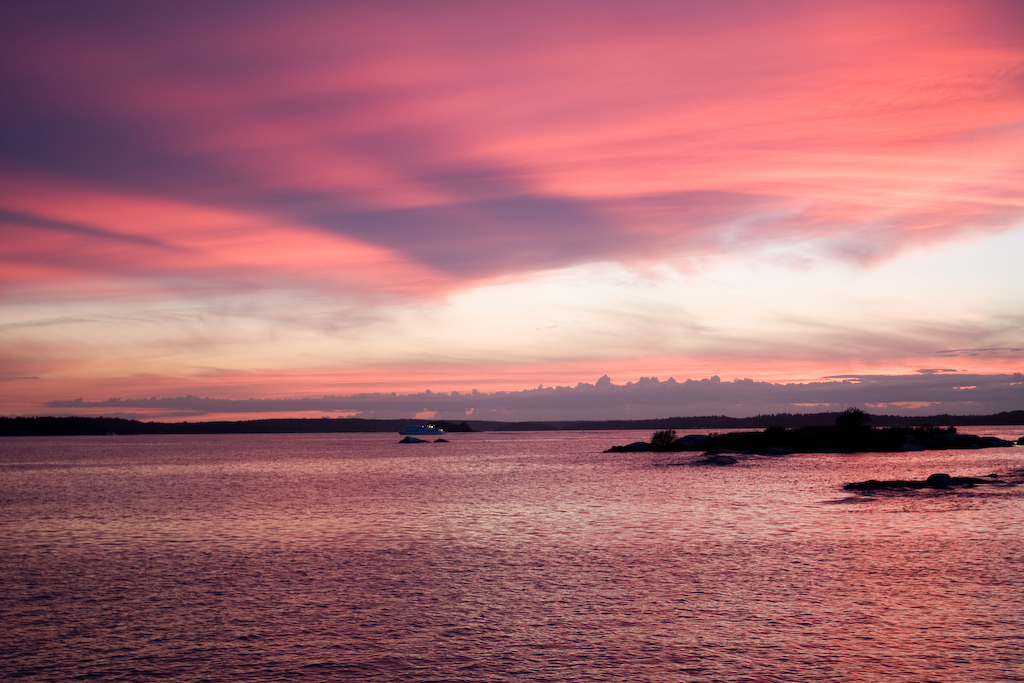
[758,446,795,456]
[695,454,739,466]
[399,436,428,443]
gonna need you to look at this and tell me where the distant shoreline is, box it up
[1,411,1022,437]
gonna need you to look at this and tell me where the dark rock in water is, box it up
[845,479,885,491]
[758,446,795,456]
[605,441,652,453]
[844,472,995,491]
[979,436,1015,448]
[1016,436,1024,445]
[675,434,709,450]
[399,436,428,443]
[606,433,709,453]
[434,438,449,442]
[924,473,954,488]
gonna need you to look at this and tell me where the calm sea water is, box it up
[2,428,1023,682]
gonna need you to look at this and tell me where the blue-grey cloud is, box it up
[44,373,1024,420]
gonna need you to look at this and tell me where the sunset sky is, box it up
[2,0,1022,421]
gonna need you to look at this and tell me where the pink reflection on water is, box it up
[1,430,1022,681]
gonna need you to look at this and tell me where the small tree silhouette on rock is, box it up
[650,429,678,450]
[832,408,898,452]
[835,408,871,431]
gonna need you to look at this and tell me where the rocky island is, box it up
[605,409,1019,457]
[843,470,1024,492]
[845,473,993,491]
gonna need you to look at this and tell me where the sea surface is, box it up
[2,428,1023,682]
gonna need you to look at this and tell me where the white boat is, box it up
[399,424,446,436]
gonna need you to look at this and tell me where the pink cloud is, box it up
[2,1,1020,286]
[0,174,454,299]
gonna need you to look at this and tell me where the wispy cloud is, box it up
[2,1,1021,289]
[934,347,1024,358]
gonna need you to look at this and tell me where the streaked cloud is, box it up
[3,1,1021,282]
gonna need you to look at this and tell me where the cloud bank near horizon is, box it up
[43,373,1024,421]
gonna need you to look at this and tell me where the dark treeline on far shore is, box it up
[1,411,1023,437]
